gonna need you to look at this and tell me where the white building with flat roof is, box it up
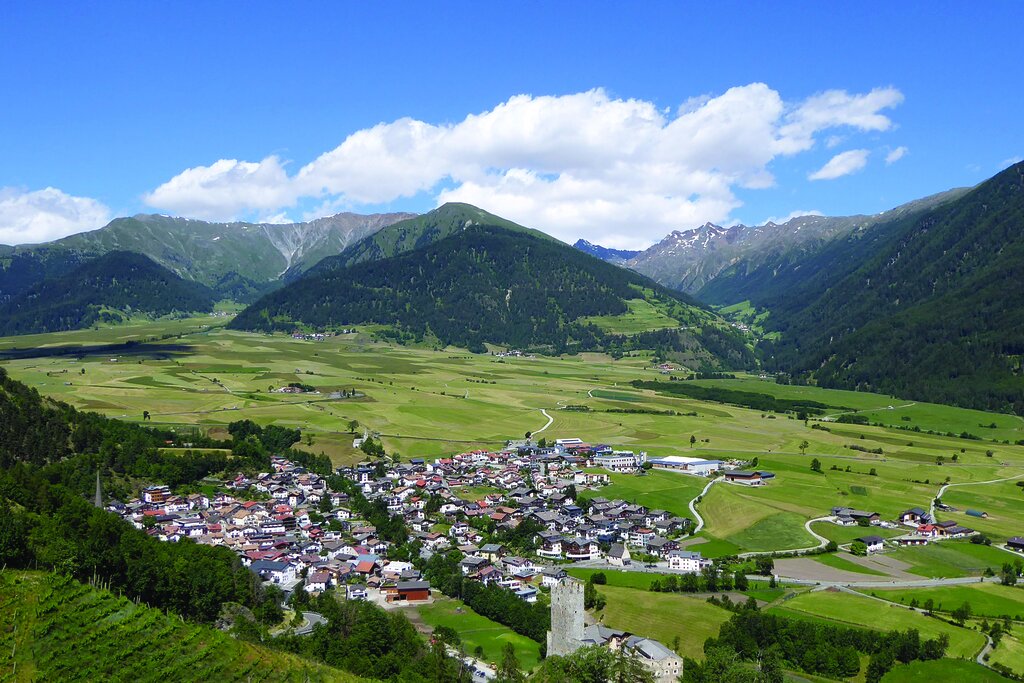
[647,456,722,476]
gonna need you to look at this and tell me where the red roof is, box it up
[355,561,376,573]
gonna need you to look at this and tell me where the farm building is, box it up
[1007,537,1024,552]
[723,470,775,486]
[966,509,988,518]
[856,535,885,554]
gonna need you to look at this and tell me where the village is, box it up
[105,432,1023,681]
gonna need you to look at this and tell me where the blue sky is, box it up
[1,2,1021,248]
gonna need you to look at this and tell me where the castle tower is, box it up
[546,578,585,657]
[94,469,103,508]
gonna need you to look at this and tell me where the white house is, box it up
[667,550,712,573]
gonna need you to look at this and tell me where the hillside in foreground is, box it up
[0,570,361,683]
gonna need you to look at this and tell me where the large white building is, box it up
[667,550,712,573]
[647,455,722,477]
[594,450,645,471]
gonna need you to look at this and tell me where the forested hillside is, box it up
[312,202,555,272]
[231,224,755,366]
[747,162,1024,415]
[0,251,216,336]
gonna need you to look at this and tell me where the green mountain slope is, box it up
[231,222,754,367]
[0,571,361,683]
[0,211,414,302]
[0,250,216,336]
[756,161,1024,415]
[312,202,556,273]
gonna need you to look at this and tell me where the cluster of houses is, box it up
[109,432,728,613]
[828,505,977,554]
[111,460,428,603]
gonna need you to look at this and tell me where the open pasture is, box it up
[3,320,1024,553]
[412,597,541,672]
[768,590,985,660]
[861,583,1024,620]
[595,585,733,660]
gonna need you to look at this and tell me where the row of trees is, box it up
[697,610,948,682]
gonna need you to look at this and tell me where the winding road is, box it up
[688,477,720,533]
[534,408,554,434]
[930,473,1024,519]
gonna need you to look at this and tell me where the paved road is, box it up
[294,611,326,635]
[534,409,554,434]
[931,473,1024,519]
[689,477,720,533]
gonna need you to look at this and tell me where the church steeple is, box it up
[94,469,103,508]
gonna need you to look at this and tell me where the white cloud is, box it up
[886,146,908,165]
[809,149,871,181]
[1002,156,1023,168]
[0,187,111,245]
[144,157,294,222]
[145,85,904,248]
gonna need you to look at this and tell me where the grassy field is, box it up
[413,597,541,671]
[860,583,1024,620]
[886,542,1017,579]
[881,659,1013,682]
[3,317,1024,561]
[597,470,707,517]
[595,585,733,660]
[989,631,1024,676]
[0,570,358,682]
[581,298,681,334]
[813,553,890,576]
[768,590,986,660]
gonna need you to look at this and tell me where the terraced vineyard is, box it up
[0,571,359,683]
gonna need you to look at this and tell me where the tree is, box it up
[810,458,822,473]
[951,601,972,626]
[1001,563,1018,586]
[755,557,774,576]
[734,571,749,591]
[142,410,150,421]
[850,541,868,556]
[799,440,810,456]
[869,468,877,476]
[347,419,359,433]
[690,435,697,448]
[825,540,838,553]
[495,642,525,683]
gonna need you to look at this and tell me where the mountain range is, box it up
[578,188,969,294]
[3,161,1024,414]
[229,204,754,367]
[0,210,414,303]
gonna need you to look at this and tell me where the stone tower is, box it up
[546,578,585,657]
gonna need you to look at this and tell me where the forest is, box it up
[0,250,216,335]
[230,224,752,365]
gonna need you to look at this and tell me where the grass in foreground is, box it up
[413,596,541,672]
[0,570,357,682]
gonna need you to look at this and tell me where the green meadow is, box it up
[3,317,1024,559]
[412,597,541,671]
[768,590,986,659]
[861,583,1024,619]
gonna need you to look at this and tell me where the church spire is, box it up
[94,468,103,508]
